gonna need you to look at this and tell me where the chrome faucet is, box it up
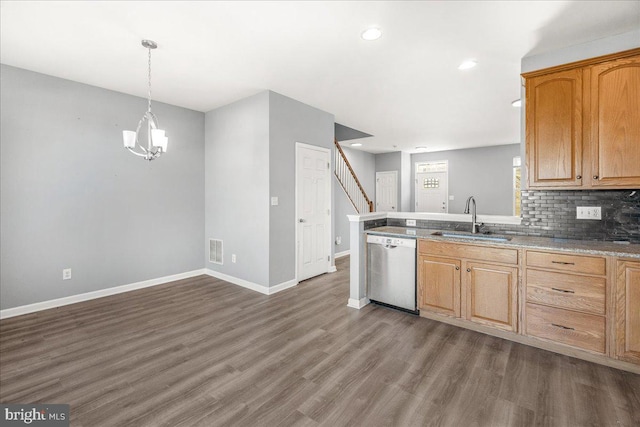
[464,196,483,234]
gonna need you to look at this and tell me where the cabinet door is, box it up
[526,68,583,188]
[464,262,518,332]
[589,55,640,188]
[615,260,640,364]
[418,255,461,317]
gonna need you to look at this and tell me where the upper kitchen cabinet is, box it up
[525,68,583,188]
[589,55,640,187]
[523,49,640,190]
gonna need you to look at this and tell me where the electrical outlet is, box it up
[62,268,72,280]
[576,206,602,220]
[231,254,237,263]
[335,236,342,245]
[406,219,417,226]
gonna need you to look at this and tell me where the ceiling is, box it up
[1,1,638,154]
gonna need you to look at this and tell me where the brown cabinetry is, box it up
[418,240,518,332]
[524,49,640,189]
[615,260,640,364]
[524,250,608,354]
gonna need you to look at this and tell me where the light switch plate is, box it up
[576,206,601,220]
[271,197,278,206]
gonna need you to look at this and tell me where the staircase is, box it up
[334,139,374,214]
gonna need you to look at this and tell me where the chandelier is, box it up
[122,40,168,161]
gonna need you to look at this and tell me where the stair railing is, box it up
[334,139,374,213]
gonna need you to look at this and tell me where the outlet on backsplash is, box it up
[406,219,417,227]
[576,206,602,220]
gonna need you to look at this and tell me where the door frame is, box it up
[414,160,449,213]
[375,170,398,212]
[295,142,332,283]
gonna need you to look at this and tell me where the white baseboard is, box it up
[205,269,298,295]
[328,265,337,273]
[268,279,298,294]
[335,250,350,259]
[0,269,207,320]
[347,297,370,309]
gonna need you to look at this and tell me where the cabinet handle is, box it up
[466,268,471,272]
[455,266,460,270]
[576,175,582,180]
[551,261,575,265]
[551,287,575,294]
[593,175,599,180]
[551,323,575,331]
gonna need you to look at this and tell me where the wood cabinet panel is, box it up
[526,68,583,187]
[418,240,518,265]
[615,260,640,364]
[523,50,640,189]
[526,269,605,315]
[526,303,605,354]
[589,56,640,187]
[526,250,606,275]
[465,262,518,332]
[418,255,461,318]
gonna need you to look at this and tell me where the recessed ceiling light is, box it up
[351,142,362,147]
[458,59,477,70]
[511,99,522,107]
[361,28,382,41]
[415,146,428,152]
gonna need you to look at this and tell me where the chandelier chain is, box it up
[147,45,152,113]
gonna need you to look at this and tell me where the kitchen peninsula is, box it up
[347,212,640,373]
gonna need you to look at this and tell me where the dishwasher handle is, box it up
[383,244,398,249]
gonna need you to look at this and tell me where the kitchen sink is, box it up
[431,231,512,242]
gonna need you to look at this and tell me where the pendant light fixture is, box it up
[122,39,168,161]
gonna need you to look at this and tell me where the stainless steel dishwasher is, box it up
[366,234,417,314]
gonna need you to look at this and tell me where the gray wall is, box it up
[411,144,521,215]
[204,92,270,287]
[205,90,334,288]
[269,92,335,286]
[334,147,376,254]
[0,64,205,310]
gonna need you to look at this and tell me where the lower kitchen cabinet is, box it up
[615,260,640,364]
[415,238,639,372]
[523,250,608,355]
[418,255,461,317]
[417,240,519,333]
[465,262,518,332]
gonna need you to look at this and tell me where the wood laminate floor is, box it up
[1,256,639,426]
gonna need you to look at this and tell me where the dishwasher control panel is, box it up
[366,234,417,248]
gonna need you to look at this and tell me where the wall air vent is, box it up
[209,239,223,265]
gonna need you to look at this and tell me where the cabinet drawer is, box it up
[526,303,605,354]
[419,240,518,265]
[526,269,605,315]
[526,251,605,275]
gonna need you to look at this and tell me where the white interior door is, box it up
[376,171,398,212]
[296,143,331,281]
[415,161,448,213]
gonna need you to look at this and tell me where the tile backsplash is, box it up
[519,189,640,242]
[381,189,640,243]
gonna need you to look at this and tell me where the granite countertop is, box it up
[365,226,640,259]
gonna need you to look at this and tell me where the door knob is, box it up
[576,175,582,179]
[593,175,599,180]
[467,268,471,272]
